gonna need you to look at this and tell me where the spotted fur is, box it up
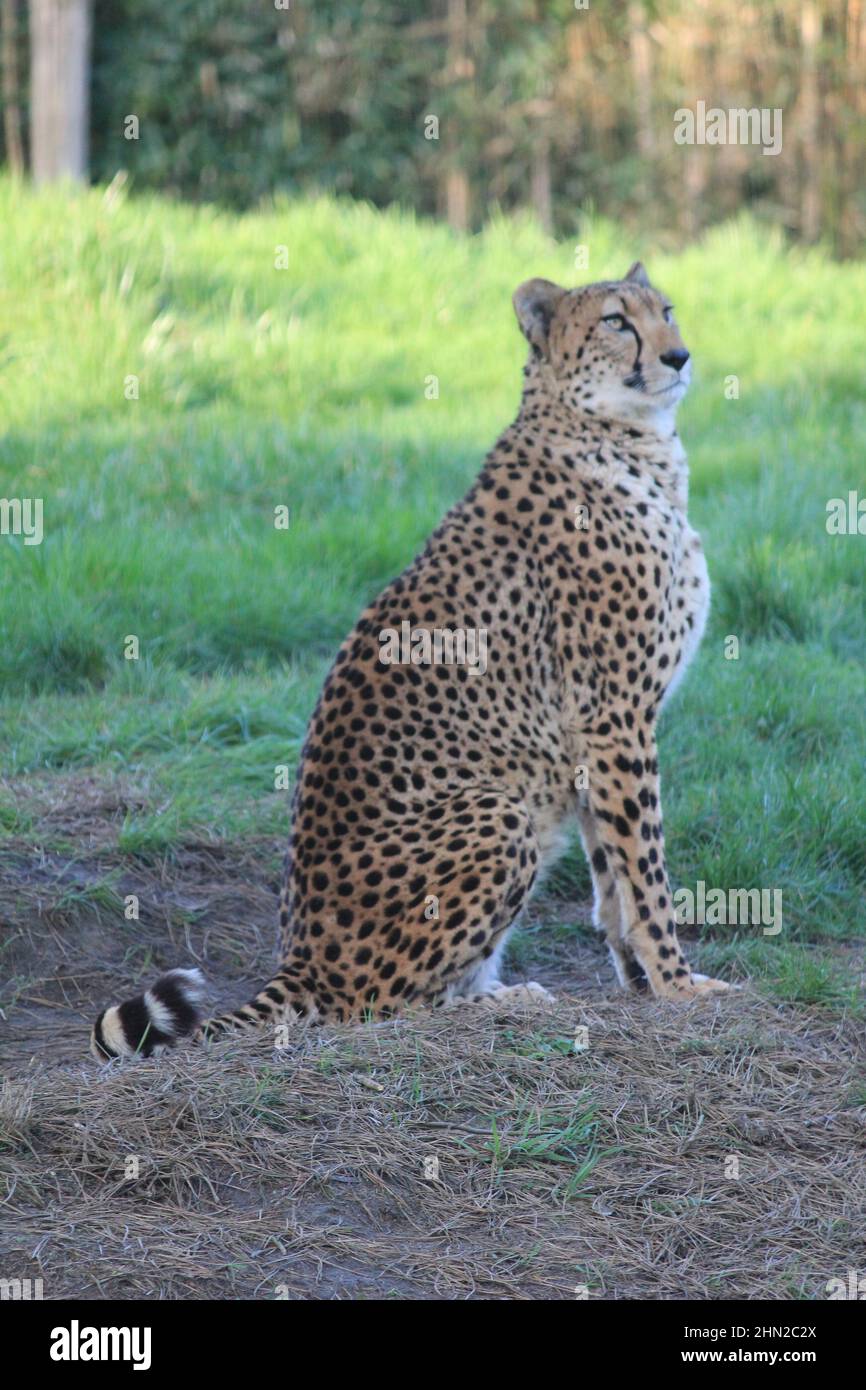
[90,260,728,1061]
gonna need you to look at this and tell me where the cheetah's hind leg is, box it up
[443,936,556,1008]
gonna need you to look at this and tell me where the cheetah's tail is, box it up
[90,966,314,1060]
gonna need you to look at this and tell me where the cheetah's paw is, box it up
[691,972,740,994]
[482,981,556,1007]
[671,972,734,999]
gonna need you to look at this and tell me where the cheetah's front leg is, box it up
[584,730,729,1000]
[576,805,648,992]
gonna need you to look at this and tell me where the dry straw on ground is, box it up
[1,774,864,1300]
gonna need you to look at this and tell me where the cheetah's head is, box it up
[513,262,690,425]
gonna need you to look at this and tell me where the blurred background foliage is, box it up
[2,0,865,254]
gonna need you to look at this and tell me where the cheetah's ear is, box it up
[624,261,651,288]
[512,278,567,356]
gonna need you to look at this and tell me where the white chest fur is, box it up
[661,521,710,707]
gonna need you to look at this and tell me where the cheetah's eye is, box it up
[601,313,626,331]
[662,305,675,323]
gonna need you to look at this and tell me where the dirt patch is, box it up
[0,771,284,1070]
[1,774,865,1300]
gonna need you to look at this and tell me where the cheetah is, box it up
[91,260,729,1060]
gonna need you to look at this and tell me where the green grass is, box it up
[460,1103,605,1199]
[688,937,865,1013]
[0,178,864,955]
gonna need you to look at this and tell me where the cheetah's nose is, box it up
[660,349,690,373]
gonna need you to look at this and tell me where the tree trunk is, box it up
[840,0,864,256]
[530,123,552,233]
[680,17,707,239]
[799,0,821,243]
[29,0,92,183]
[628,1,654,160]
[444,0,470,232]
[2,0,24,174]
